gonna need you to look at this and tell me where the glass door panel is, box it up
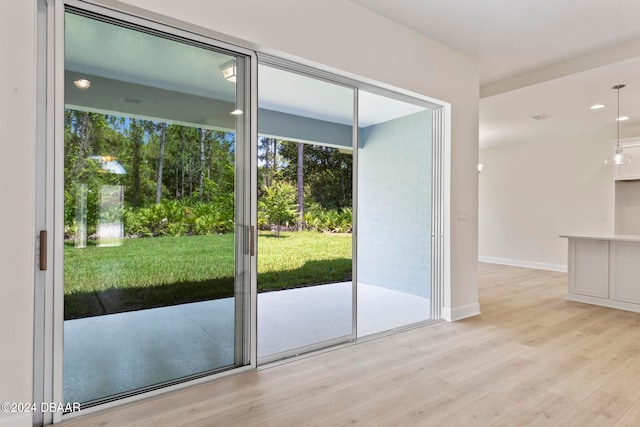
[356,90,433,337]
[62,10,250,406]
[257,64,354,361]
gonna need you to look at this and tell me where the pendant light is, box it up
[605,84,632,165]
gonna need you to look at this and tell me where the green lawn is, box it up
[64,231,351,319]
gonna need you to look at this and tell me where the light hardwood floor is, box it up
[60,263,640,426]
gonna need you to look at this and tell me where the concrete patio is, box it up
[64,282,430,404]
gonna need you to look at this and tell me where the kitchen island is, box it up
[561,234,640,313]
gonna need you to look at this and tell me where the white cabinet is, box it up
[610,241,640,304]
[614,139,640,180]
[563,235,640,313]
[568,239,609,298]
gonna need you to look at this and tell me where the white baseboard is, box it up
[0,413,31,427]
[479,256,567,273]
[566,293,640,313]
[442,303,480,322]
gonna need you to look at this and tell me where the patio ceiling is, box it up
[66,11,427,130]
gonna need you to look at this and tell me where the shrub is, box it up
[258,181,298,237]
[123,197,234,237]
[303,206,352,233]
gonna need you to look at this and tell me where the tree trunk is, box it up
[175,165,179,198]
[180,128,185,199]
[207,137,212,201]
[73,111,93,179]
[264,137,272,188]
[131,121,142,206]
[199,128,206,201]
[155,122,167,204]
[272,139,278,182]
[297,142,304,230]
[188,159,193,198]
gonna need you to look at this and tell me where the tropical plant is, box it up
[258,181,298,237]
[303,205,352,233]
[123,198,234,237]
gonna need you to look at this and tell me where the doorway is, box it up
[36,4,444,422]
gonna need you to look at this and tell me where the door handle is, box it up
[39,230,47,271]
[250,225,255,257]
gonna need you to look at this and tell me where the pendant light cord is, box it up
[617,85,620,149]
[613,84,625,151]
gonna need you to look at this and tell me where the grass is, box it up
[257,231,352,291]
[64,231,351,319]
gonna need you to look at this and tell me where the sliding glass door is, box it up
[356,90,434,336]
[59,8,252,408]
[40,4,443,419]
[256,64,355,361]
[254,64,438,359]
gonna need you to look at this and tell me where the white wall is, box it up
[616,180,640,235]
[358,110,432,297]
[479,134,615,271]
[1,0,480,421]
[0,0,36,426]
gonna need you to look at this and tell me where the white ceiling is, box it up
[351,0,640,84]
[351,0,640,149]
[480,57,640,148]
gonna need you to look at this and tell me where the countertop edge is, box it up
[560,234,640,242]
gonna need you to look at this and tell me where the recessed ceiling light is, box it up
[617,116,630,121]
[73,78,91,89]
[590,104,605,110]
[230,109,243,115]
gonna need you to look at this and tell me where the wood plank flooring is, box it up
[60,263,640,426]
